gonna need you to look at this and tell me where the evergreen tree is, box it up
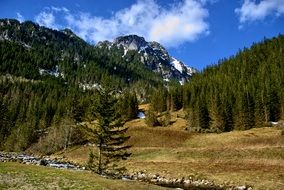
[145,107,160,127]
[209,94,224,132]
[88,88,131,175]
[0,97,10,148]
[116,91,139,121]
[150,87,168,113]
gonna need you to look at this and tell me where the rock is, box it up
[137,172,146,180]
[152,174,157,179]
[235,185,247,190]
[40,159,48,166]
[122,177,130,181]
[150,178,158,183]
[175,178,182,184]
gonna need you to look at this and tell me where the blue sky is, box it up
[0,0,283,71]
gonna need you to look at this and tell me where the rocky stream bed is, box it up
[0,152,252,190]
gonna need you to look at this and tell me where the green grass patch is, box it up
[0,162,169,190]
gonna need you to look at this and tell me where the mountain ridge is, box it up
[0,18,196,87]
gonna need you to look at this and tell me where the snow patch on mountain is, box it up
[79,82,101,91]
[171,57,183,73]
[122,47,128,57]
[39,65,64,78]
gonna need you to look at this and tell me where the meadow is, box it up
[1,110,283,189]
[58,110,284,189]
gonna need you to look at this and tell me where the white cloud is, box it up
[51,6,69,13]
[16,12,24,23]
[34,0,210,47]
[35,9,56,28]
[149,0,209,46]
[235,0,284,26]
[35,7,69,29]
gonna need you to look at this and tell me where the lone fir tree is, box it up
[88,88,131,175]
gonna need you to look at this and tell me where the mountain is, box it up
[0,19,196,89]
[97,35,196,84]
[1,18,283,153]
[0,19,90,81]
[0,18,196,151]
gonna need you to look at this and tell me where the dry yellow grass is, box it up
[186,127,284,148]
[125,120,191,148]
[138,104,150,111]
[56,110,284,189]
[125,120,284,189]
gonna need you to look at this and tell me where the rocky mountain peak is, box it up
[96,40,113,48]
[96,34,197,84]
[0,18,20,27]
[114,35,148,51]
[61,28,75,36]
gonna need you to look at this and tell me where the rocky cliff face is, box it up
[97,35,197,84]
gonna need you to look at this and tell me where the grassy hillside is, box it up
[0,162,169,190]
[55,111,284,189]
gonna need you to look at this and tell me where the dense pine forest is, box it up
[0,19,158,152]
[148,35,284,132]
[184,35,284,132]
[0,76,138,152]
[0,18,283,153]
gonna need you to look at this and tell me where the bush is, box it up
[160,111,171,127]
[145,108,160,127]
[87,150,97,171]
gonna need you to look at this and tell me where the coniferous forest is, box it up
[148,35,284,132]
[0,18,283,153]
[183,35,284,132]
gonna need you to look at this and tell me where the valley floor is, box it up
[57,113,284,190]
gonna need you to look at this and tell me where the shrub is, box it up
[145,108,160,127]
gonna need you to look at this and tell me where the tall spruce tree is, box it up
[88,88,131,175]
[209,94,224,132]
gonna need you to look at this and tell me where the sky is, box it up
[0,0,283,71]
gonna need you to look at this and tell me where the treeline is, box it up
[148,35,284,132]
